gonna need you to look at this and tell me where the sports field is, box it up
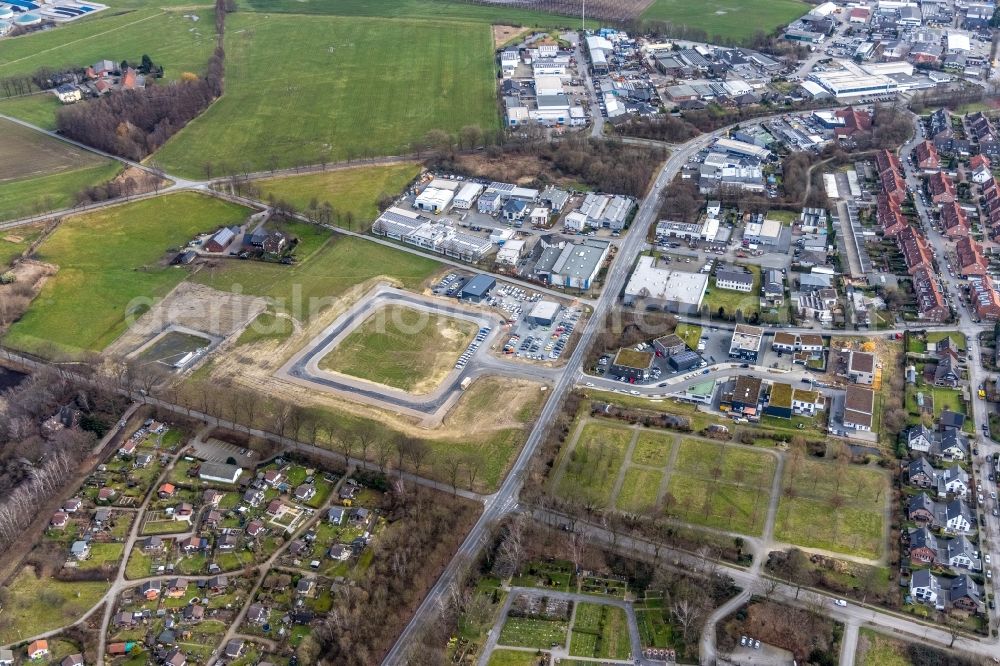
[153,13,498,178]
[774,458,888,560]
[318,304,476,393]
[641,0,807,42]
[256,163,421,228]
[4,193,251,355]
[190,228,441,322]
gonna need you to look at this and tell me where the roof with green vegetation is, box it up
[613,348,655,369]
[769,382,793,408]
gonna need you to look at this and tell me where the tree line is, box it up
[54,0,229,161]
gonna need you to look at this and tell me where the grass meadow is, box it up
[556,422,633,506]
[239,0,581,25]
[641,0,807,42]
[154,13,498,178]
[0,94,62,129]
[0,567,109,644]
[256,163,421,228]
[318,304,476,392]
[4,193,251,355]
[0,221,47,267]
[774,458,888,559]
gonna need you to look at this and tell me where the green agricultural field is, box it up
[615,467,663,513]
[642,0,808,43]
[191,231,440,322]
[556,422,633,506]
[0,94,62,129]
[0,161,121,222]
[240,0,581,25]
[153,13,498,178]
[570,603,631,660]
[318,305,477,393]
[775,458,888,559]
[0,221,46,267]
[498,616,569,649]
[0,8,218,89]
[0,567,109,644]
[4,193,251,355]
[256,163,421,228]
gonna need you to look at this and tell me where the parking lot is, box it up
[454,325,493,371]
[502,304,580,362]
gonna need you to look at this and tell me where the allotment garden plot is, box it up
[774,457,889,560]
[554,421,777,535]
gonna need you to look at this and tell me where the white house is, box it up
[946,535,979,570]
[938,465,969,498]
[564,211,589,232]
[54,84,82,104]
[943,499,973,533]
[910,570,943,609]
[791,389,824,416]
[907,425,934,453]
[529,207,549,226]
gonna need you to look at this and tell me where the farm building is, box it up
[205,227,238,253]
[526,300,561,326]
[460,274,496,303]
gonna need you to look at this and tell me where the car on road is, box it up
[986,553,992,565]
[988,570,993,579]
[834,599,847,607]
[754,639,760,650]
[585,382,594,387]
[993,492,997,501]
[741,636,748,647]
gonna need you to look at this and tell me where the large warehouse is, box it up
[461,274,496,303]
[622,256,708,314]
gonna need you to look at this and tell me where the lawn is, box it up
[631,430,674,467]
[498,616,569,649]
[0,567,109,644]
[857,630,911,666]
[153,13,498,178]
[556,422,633,506]
[318,304,477,393]
[78,542,125,570]
[642,0,807,43]
[705,265,760,318]
[125,548,154,579]
[4,193,251,355]
[926,331,966,351]
[775,459,888,559]
[256,163,421,229]
[0,221,46,268]
[236,311,295,346]
[663,439,775,535]
[635,608,677,649]
[673,322,701,351]
[487,650,545,666]
[569,603,631,660]
[615,467,663,513]
[0,161,121,223]
[190,233,440,322]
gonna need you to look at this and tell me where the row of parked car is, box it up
[454,327,491,370]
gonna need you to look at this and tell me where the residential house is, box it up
[949,574,983,613]
[217,532,239,551]
[139,581,160,600]
[956,237,988,277]
[158,483,176,499]
[939,201,969,239]
[114,611,136,628]
[263,470,283,487]
[970,154,992,184]
[843,385,875,431]
[27,641,49,660]
[134,453,153,468]
[915,140,940,169]
[912,265,950,322]
[0,650,15,666]
[243,488,265,507]
[945,535,980,571]
[70,540,90,560]
[938,464,970,498]
[931,354,960,388]
[910,569,943,609]
[940,499,973,533]
[246,603,268,625]
[142,536,163,551]
[296,578,315,596]
[907,424,934,453]
[928,171,956,204]
[715,265,754,292]
[328,506,346,525]
[329,544,351,561]
[51,511,69,528]
[224,639,244,660]
[294,484,316,502]
[63,498,82,513]
[908,526,939,564]
[772,332,797,353]
[722,375,763,417]
[166,578,188,598]
[246,520,265,538]
[847,351,876,385]
[203,490,223,507]
[909,492,937,523]
[183,604,205,622]
[907,457,937,488]
[97,487,116,502]
[207,575,229,594]
[791,388,824,416]
[164,649,186,666]
[761,269,784,306]
[932,428,969,461]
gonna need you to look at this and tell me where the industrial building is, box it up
[198,463,243,485]
[371,207,494,262]
[622,256,709,314]
[461,274,497,303]
[526,300,561,326]
[668,350,702,371]
[452,182,484,210]
[609,348,655,382]
[536,239,609,290]
[728,324,764,362]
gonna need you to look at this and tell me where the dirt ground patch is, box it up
[105,282,268,357]
[445,376,546,435]
[493,24,533,48]
[0,260,56,331]
[455,153,576,188]
[111,166,170,196]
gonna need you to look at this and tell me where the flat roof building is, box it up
[729,324,764,362]
[622,256,708,315]
[461,274,496,302]
[527,300,561,327]
[549,240,609,290]
[199,463,242,484]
